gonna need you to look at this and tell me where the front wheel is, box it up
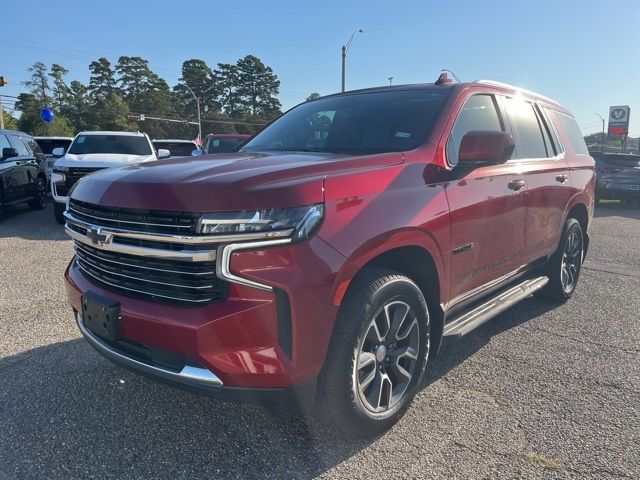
[538,218,584,302]
[317,269,431,438]
[54,202,66,224]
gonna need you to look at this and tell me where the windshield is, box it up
[35,139,72,155]
[207,138,245,153]
[153,142,195,157]
[241,89,451,155]
[68,135,152,155]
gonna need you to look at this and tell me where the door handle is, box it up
[508,179,525,191]
[555,174,568,183]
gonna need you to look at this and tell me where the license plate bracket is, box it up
[82,291,121,341]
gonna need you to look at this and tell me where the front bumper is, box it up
[65,235,350,393]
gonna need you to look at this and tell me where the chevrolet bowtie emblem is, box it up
[86,226,111,245]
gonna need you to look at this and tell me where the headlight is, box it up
[197,204,324,240]
[53,166,69,173]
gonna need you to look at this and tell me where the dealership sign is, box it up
[607,105,631,146]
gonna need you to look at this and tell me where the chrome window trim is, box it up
[216,238,293,291]
[76,312,223,387]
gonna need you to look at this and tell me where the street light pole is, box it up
[341,28,363,92]
[596,113,605,152]
[184,84,202,144]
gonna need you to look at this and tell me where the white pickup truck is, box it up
[51,131,169,223]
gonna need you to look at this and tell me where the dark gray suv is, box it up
[593,152,640,203]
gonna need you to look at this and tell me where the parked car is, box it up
[62,78,594,437]
[34,136,73,185]
[0,129,48,219]
[152,139,197,158]
[592,152,640,203]
[51,131,169,224]
[192,133,251,155]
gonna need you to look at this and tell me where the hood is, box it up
[70,151,403,212]
[58,152,156,168]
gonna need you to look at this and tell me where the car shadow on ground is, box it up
[0,296,560,478]
[0,201,67,241]
[594,202,640,219]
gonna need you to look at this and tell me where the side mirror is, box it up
[2,147,18,160]
[458,131,515,166]
[157,148,171,159]
[191,149,204,156]
[52,147,66,157]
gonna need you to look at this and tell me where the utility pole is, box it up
[596,113,605,152]
[0,76,6,130]
[184,83,202,144]
[388,76,394,86]
[341,29,363,92]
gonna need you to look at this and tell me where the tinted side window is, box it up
[8,135,30,156]
[446,94,503,166]
[0,135,13,157]
[25,137,44,155]
[503,98,547,159]
[555,112,589,155]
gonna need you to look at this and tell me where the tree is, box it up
[49,64,70,112]
[173,59,219,117]
[234,55,281,117]
[306,92,321,102]
[88,57,117,101]
[65,81,92,131]
[22,62,51,106]
[214,63,241,115]
[92,92,137,131]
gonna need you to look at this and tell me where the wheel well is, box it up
[567,203,589,256]
[348,246,444,357]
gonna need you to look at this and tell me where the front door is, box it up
[444,94,527,303]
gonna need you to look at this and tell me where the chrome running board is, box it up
[443,276,549,338]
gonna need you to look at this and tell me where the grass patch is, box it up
[523,452,565,471]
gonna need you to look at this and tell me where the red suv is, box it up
[63,77,594,437]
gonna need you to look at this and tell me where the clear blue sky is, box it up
[2,0,639,135]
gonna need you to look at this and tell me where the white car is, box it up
[51,131,169,224]
[33,136,73,185]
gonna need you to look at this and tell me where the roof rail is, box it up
[475,79,560,105]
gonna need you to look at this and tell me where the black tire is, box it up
[28,176,48,210]
[537,218,584,302]
[54,202,66,224]
[316,268,431,438]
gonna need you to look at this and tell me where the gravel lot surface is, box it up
[1,201,638,479]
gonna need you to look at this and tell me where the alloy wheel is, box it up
[354,300,423,414]
[560,228,582,293]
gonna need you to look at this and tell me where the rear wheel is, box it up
[54,202,66,224]
[317,269,430,438]
[538,218,584,302]
[28,176,48,210]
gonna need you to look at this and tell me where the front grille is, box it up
[69,199,199,235]
[74,242,229,305]
[57,168,106,197]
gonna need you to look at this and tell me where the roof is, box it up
[77,131,146,136]
[319,79,563,109]
[152,139,196,143]
[34,136,73,140]
[0,129,29,135]
[206,133,251,139]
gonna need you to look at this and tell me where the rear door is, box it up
[501,97,573,264]
[7,134,38,196]
[444,93,528,302]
